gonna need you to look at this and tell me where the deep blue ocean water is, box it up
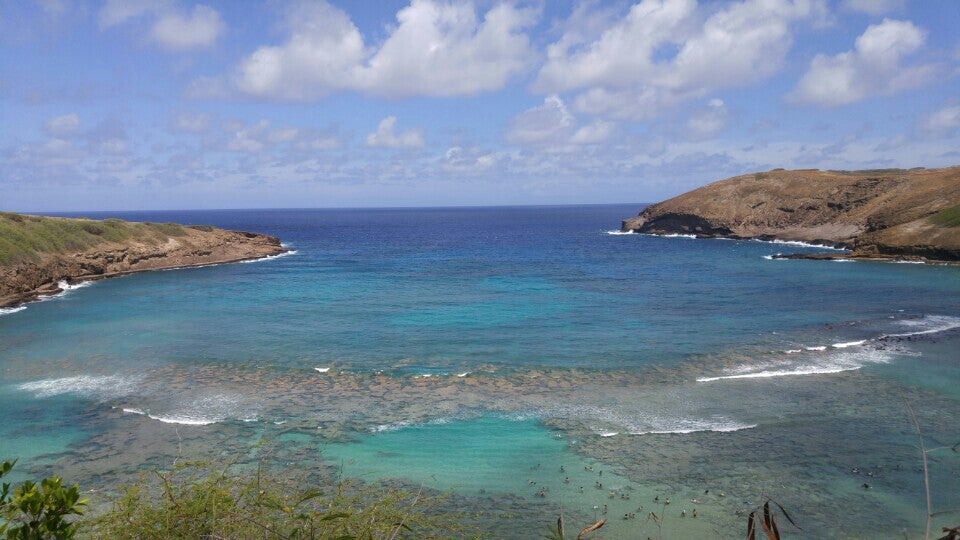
[1,205,958,537]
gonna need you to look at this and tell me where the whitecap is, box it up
[18,374,138,399]
[122,407,146,415]
[239,250,297,263]
[784,349,802,354]
[457,372,471,378]
[598,431,619,437]
[752,239,846,251]
[697,348,892,383]
[0,306,26,317]
[147,414,219,426]
[881,315,960,339]
[605,230,636,235]
[804,346,827,351]
[833,340,866,348]
[314,367,331,373]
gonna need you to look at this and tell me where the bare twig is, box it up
[387,484,423,540]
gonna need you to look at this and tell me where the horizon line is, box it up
[17,201,653,215]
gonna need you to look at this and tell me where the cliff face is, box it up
[621,166,960,260]
[0,214,285,307]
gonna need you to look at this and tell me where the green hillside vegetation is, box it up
[928,204,960,228]
[0,213,193,266]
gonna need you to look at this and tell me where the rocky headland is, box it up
[621,166,960,262]
[0,213,286,308]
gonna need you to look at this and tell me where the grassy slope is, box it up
[0,212,195,266]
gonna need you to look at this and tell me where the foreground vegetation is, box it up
[1,459,464,539]
[0,213,196,266]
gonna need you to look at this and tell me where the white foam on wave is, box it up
[370,416,453,433]
[893,260,925,264]
[632,420,757,435]
[147,414,219,426]
[543,403,756,437]
[752,239,846,251]
[457,372,471,378]
[784,349,802,354]
[661,233,698,239]
[137,393,253,427]
[18,374,138,399]
[239,250,297,263]
[833,340,866,348]
[122,407,146,415]
[804,346,827,351]
[314,367,331,373]
[0,306,27,317]
[605,230,636,235]
[882,315,960,339]
[832,259,856,263]
[36,280,96,301]
[697,348,892,383]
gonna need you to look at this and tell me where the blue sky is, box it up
[1,0,959,211]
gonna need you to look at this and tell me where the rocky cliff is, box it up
[621,166,960,261]
[1,214,286,308]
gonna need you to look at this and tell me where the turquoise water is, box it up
[1,206,959,537]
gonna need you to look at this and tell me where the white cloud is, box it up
[365,117,425,149]
[571,121,615,145]
[99,1,223,51]
[687,98,729,139]
[174,112,211,133]
[232,0,538,100]
[150,5,225,50]
[921,105,960,133]
[506,95,615,148]
[224,119,341,154]
[533,0,827,121]
[98,0,169,28]
[506,95,574,145]
[841,0,905,16]
[44,113,81,137]
[789,18,934,107]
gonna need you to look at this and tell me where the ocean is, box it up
[1,205,958,538]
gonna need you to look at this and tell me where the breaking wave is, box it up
[18,374,139,399]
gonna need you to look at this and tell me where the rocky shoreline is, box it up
[0,217,287,309]
[621,166,960,263]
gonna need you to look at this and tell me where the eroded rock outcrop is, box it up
[1,215,285,308]
[621,166,960,261]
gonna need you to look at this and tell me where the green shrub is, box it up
[89,460,463,539]
[0,459,88,539]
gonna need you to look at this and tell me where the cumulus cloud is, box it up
[150,5,224,50]
[506,95,615,148]
[99,1,223,50]
[44,113,81,137]
[533,0,827,121]
[231,0,538,100]
[506,96,574,145]
[921,105,960,134]
[222,119,342,154]
[686,98,729,139]
[365,117,425,149]
[841,0,905,15]
[789,18,934,107]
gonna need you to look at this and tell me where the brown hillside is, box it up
[621,166,960,260]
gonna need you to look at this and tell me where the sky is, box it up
[1,0,959,212]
